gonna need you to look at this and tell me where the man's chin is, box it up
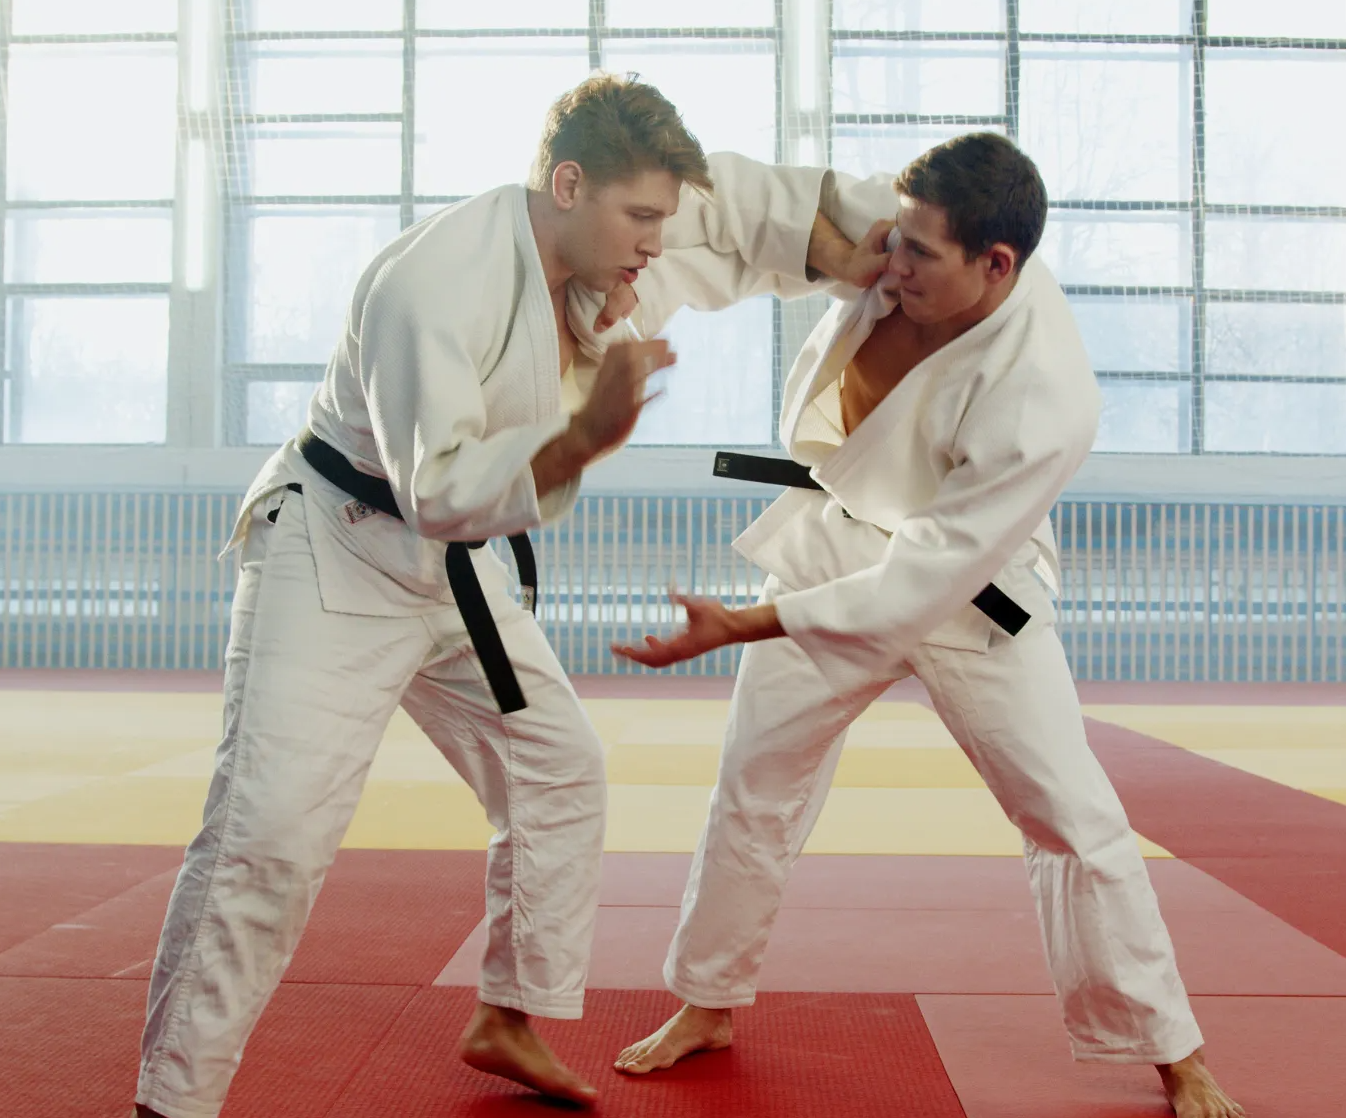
[581,273,621,294]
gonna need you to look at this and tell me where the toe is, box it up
[619,1047,666,1076]
[544,1066,597,1104]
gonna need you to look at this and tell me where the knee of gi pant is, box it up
[1016,784,1137,872]
[707,742,820,851]
[562,717,607,784]
[536,726,608,826]
[209,780,344,907]
[573,738,608,813]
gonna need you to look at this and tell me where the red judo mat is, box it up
[444,853,1346,998]
[918,993,1346,1118]
[0,975,418,1118]
[325,987,965,1118]
[599,851,1252,911]
[0,847,488,986]
[0,977,962,1118]
[6,682,1346,1117]
[0,842,184,955]
[4,841,1345,1117]
[1085,718,1346,956]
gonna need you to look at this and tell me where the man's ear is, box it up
[984,242,1018,283]
[552,161,583,210]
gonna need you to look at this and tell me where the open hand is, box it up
[611,594,738,668]
[573,339,676,458]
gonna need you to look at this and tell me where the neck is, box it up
[912,269,1020,348]
[526,189,573,296]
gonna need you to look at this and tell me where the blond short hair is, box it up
[529,72,713,195]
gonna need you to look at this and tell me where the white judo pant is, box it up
[136,493,606,1118]
[666,574,1203,1065]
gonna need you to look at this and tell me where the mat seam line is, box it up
[316,984,424,1118]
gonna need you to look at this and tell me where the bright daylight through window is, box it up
[2,0,1344,455]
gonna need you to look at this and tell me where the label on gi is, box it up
[342,500,377,525]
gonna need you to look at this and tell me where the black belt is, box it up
[713,451,1030,637]
[296,428,537,714]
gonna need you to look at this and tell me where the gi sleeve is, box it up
[357,262,571,543]
[816,166,905,245]
[772,366,1100,695]
[623,151,832,336]
[568,154,903,349]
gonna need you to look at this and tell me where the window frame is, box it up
[0,0,1343,494]
[828,0,1346,455]
[216,2,786,447]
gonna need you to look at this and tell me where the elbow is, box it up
[404,486,480,541]
[400,462,477,540]
[401,497,458,542]
[403,466,538,543]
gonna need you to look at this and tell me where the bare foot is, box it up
[613,1004,733,1075]
[459,1002,597,1107]
[1158,1049,1246,1118]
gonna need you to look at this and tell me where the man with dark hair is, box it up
[605,134,1244,1118]
[130,73,888,1118]
[895,130,1049,265]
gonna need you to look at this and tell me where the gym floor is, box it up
[4,671,1345,1116]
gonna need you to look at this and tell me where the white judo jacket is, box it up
[750,170,1102,695]
[572,165,1101,695]
[227,153,828,617]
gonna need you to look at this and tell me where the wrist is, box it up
[727,602,786,644]
[806,211,855,283]
[561,413,602,466]
[531,414,600,498]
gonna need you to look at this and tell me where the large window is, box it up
[2,0,179,444]
[2,0,1344,459]
[830,0,1346,454]
[218,0,780,447]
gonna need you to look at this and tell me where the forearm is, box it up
[805,209,857,283]
[727,601,786,643]
[530,417,598,498]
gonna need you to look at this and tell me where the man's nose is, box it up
[639,228,663,260]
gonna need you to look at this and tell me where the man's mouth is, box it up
[619,266,641,285]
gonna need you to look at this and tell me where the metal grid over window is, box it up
[215,0,785,448]
[826,0,1346,455]
[0,0,181,446]
[2,1,1344,460]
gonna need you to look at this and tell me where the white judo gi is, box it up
[136,153,832,1118]
[612,169,1204,1064]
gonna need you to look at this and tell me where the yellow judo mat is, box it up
[3,688,1345,855]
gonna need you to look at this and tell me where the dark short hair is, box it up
[894,133,1047,269]
[530,72,712,194]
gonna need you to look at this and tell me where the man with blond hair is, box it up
[132,73,887,1117]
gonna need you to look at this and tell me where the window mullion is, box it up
[166,0,223,450]
[1191,0,1207,454]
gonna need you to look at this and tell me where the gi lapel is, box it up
[512,186,562,422]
